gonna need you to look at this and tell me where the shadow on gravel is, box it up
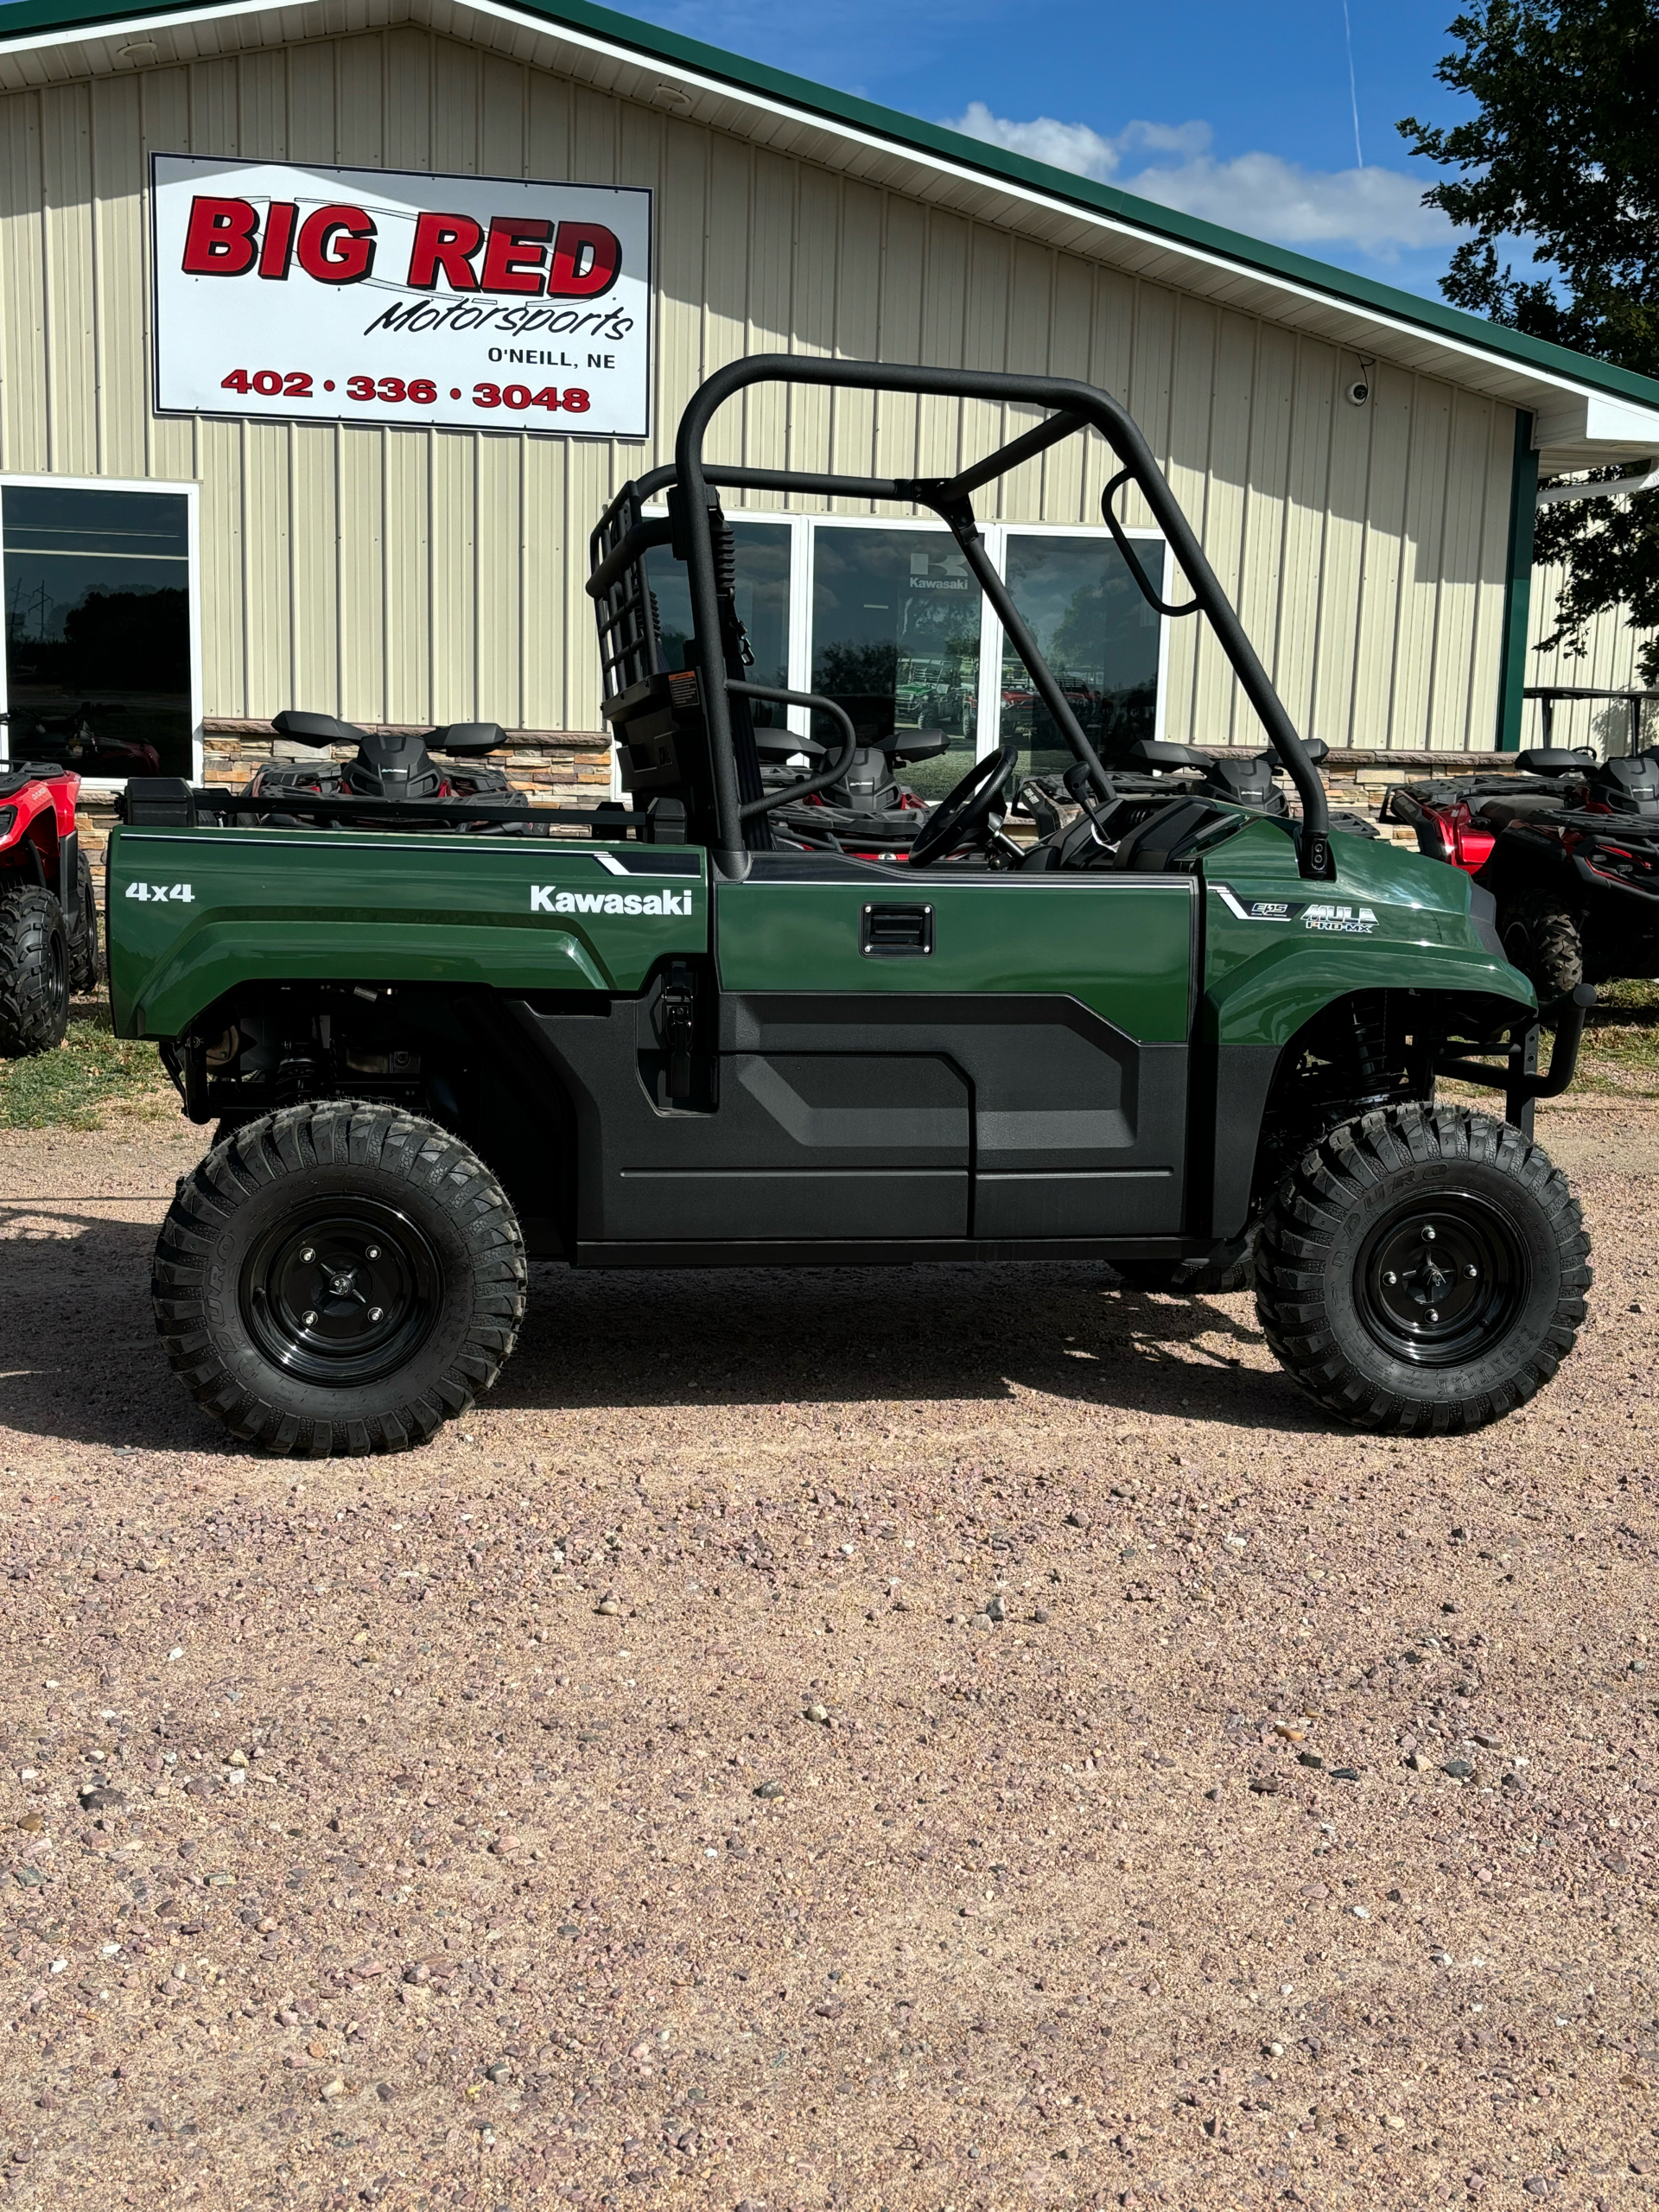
[0,1202,1315,1448]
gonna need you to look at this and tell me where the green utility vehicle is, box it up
[110,359,1592,1454]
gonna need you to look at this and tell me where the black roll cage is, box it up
[590,356,1334,882]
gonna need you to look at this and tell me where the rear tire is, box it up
[67,851,100,995]
[1255,1103,1589,1433]
[0,884,69,1057]
[1500,891,1582,1000]
[152,1101,528,1454]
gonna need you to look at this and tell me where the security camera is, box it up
[1345,378,1370,407]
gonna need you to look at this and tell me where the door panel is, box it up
[716,856,1196,1240]
[716,859,1193,1039]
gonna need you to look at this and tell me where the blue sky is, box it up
[618,0,1504,301]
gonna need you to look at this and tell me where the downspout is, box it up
[1495,409,1539,753]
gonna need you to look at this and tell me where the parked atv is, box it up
[1476,750,1659,996]
[244,713,529,830]
[765,727,951,858]
[0,752,100,1055]
[1383,747,1659,995]
[1382,747,1593,876]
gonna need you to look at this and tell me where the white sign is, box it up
[150,155,652,439]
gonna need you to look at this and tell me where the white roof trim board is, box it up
[3,0,1655,473]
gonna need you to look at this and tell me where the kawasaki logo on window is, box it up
[531,887,694,917]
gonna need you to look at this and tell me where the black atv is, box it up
[1472,749,1659,996]
[245,713,530,830]
[1016,735,1382,861]
[763,726,950,859]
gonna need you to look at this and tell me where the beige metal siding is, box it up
[1523,555,1659,754]
[0,24,1519,748]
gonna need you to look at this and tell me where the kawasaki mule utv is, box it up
[108,359,1592,1455]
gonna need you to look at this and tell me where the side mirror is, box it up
[273,709,364,747]
[429,721,506,758]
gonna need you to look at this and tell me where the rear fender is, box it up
[105,825,709,1037]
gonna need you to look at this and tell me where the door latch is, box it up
[658,962,698,1098]
[861,902,934,957]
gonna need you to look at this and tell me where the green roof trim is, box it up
[10,0,1659,416]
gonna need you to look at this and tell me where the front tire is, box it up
[0,884,69,1057]
[68,851,101,995]
[1255,1103,1589,1433]
[153,1101,528,1454]
[1500,890,1582,999]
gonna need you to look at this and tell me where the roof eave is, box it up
[3,0,1658,466]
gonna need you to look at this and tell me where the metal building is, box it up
[3,0,1657,790]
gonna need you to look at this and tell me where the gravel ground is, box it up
[1,1098,1656,2212]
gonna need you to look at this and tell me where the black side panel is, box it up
[515,1002,969,1240]
[519,990,1185,1249]
[725,995,1186,1236]
[1207,1041,1280,1236]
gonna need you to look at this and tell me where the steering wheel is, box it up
[907,743,1020,868]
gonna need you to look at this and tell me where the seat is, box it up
[1125,739,1209,772]
[1474,795,1569,829]
[1514,747,1594,776]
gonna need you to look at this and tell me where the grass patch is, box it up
[0,1014,171,1130]
[1573,976,1659,1096]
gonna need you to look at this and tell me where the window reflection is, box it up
[811,528,982,800]
[1000,534,1165,780]
[2,486,193,777]
[645,520,791,728]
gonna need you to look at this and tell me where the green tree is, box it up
[1400,0,1659,681]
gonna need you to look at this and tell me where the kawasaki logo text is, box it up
[531,887,694,917]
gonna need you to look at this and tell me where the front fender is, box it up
[1205,927,1534,1047]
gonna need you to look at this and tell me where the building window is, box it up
[639,508,1166,796]
[810,526,983,799]
[1,480,197,779]
[646,520,792,725]
[999,531,1166,783]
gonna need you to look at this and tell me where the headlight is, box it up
[0,806,16,844]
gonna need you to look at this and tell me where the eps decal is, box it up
[1215,886,1377,934]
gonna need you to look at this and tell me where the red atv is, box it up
[1383,746,1659,995]
[0,747,101,1056]
[1380,746,1593,874]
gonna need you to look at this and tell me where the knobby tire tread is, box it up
[68,853,101,995]
[152,1100,528,1455]
[0,884,68,1057]
[1255,1102,1589,1435]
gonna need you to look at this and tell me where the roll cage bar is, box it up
[588,356,1334,881]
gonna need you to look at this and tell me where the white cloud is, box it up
[943,101,1452,264]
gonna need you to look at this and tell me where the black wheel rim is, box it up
[48,927,67,1015]
[241,1198,441,1388]
[1356,1191,1529,1369]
